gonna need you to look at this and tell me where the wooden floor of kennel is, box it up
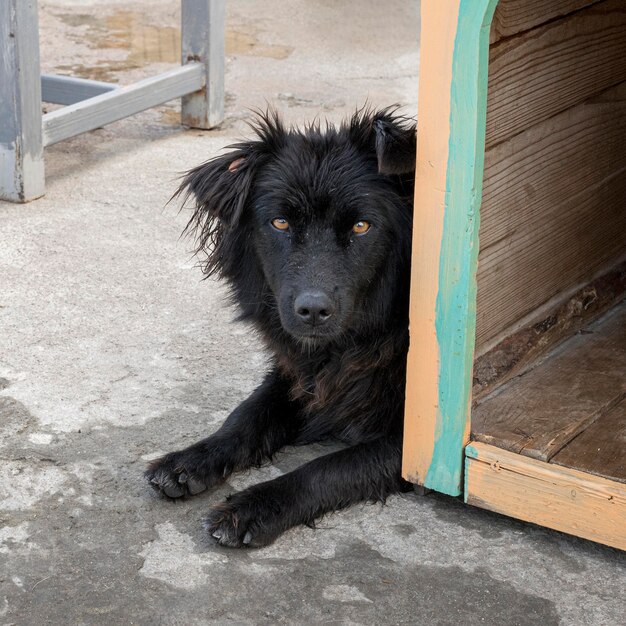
[402,0,626,550]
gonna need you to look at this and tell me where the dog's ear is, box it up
[373,112,417,175]
[176,110,286,277]
[178,149,261,229]
[178,110,286,228]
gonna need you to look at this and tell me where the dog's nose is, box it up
[294,291,335,326]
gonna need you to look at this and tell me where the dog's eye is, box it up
[352,220,370,235]
[271,217,290,231]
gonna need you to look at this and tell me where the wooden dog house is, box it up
[402,0,626,550]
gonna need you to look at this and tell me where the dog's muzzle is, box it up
[293,291,335,327]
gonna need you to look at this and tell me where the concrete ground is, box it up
[1,1,624,624]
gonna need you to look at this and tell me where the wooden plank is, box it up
[482,81,626,252]
[490,0,601,43]
[181,0,225,129]
[486,0,626,148]
[41,74,117,106]
[0,0,44,202]
[403,0,460,490]
[476,86,626,350]
[472,303,626,461]
[465,442,626,551]
[478,173,626,350]
[473,263,626,401]
[42,64,205,146]
[402,0,498,496]
[552,399,626,483]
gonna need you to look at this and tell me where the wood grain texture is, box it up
[486,0,626,148]
[402,0,459,489]
[472,303,626,461]
[403,0,498,496]
[181,0,225,129]
[473,263,626,402]
[465,442,626,551]
[490,0,601,43]
[42,64,205,146]
[41,75,117,106]
[0,0,45,202]
[476,84,626,350]
[552,399,626,483]
[422,0,499,496]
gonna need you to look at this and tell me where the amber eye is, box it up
[271,217,290,231]
[352,220,371,235]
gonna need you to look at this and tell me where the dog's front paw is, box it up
[146,448,226,499]
[203,489,285,548]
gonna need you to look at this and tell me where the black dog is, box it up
[147,108,416,547]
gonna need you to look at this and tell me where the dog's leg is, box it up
[146,369,300,499]
[204,435,407,547]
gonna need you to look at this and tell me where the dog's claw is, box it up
[175,471,206,494]
[186,477,207,495]
[148,467,207,498]
[163,483,185,498]
[203,496,281,548]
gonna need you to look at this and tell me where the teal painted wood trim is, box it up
[423,0,499,496]
[464,444,479,503]
[465,444,480,460]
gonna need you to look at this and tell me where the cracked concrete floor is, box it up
[1,1,625,624]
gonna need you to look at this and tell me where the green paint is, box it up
[463,455,471,503]
[423,0,499,496]
[465,444,479,459]
[464,444,479,502]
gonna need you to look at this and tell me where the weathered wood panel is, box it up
[473,263,626,401]
[0,0,44,202]
[486,0,626,148]
[552,399,626,483]
[477,85,626,350]
[181,0,225,129]
[41,74,117,106]
[472,303,626,461]
[490,0,601,43]
[403,0,461,492]
[42,64,205,146]
[403,0,498,496]
[465,442,626,551]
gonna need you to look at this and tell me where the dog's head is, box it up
[179,108,415,345]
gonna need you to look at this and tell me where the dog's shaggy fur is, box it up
[146,108,416,547]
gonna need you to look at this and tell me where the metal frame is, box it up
[0,0,225,203]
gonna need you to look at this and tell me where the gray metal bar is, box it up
[41,74,117,105]
[42,63,205,147]
[0,0,45,202]
[181,0,225,129]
